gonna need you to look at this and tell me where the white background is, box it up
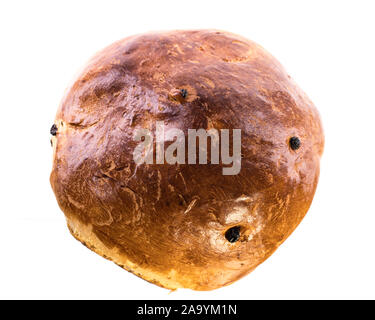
[0,0,374,299]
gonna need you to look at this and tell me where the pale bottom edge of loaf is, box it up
[66,215,183,291]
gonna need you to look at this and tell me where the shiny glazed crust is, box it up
[50,30,324,290]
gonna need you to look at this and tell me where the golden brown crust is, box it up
[50,30,324,290]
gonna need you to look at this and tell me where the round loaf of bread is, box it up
[50,30,324,290]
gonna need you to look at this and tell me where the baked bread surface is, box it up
[50,30,324,290]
